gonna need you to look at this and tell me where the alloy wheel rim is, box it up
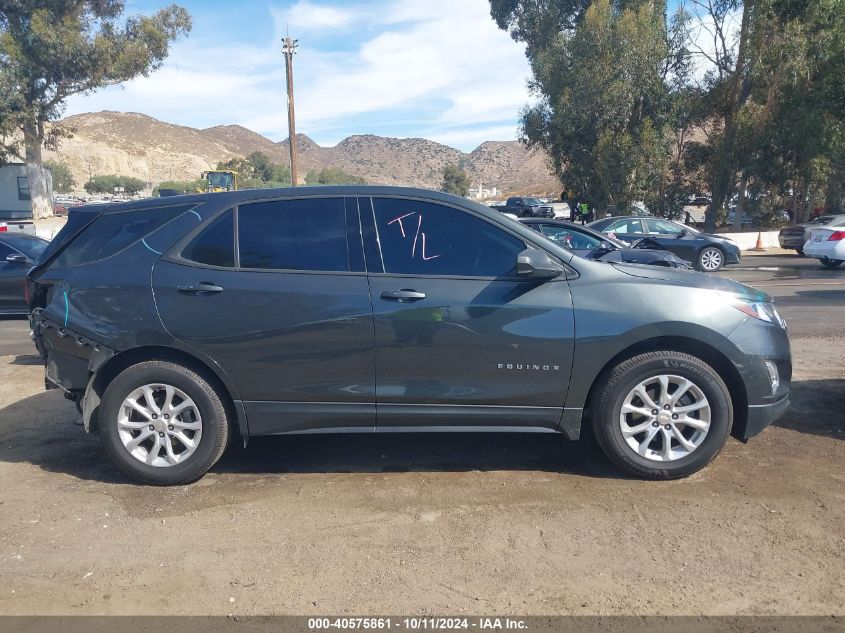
[619,374,711,462]
[701,249,722,270]
[116,383,202,468]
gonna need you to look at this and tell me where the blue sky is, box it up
[64,0,534,151]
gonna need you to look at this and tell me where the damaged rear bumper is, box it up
[31,309,115,431]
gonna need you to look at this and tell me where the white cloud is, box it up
[273,1,356,31]
[64,0,532,150]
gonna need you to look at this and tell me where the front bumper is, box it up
[727,318,791,440]
[744,394,790,439]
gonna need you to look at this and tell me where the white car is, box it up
[804,223,845,268]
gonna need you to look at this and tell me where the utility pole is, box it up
[282,36,299,187]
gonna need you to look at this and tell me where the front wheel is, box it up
[696,246,724,272]
[796,248,805,257]
[820,257,843,269]
[98,360,230,485]
[590,351,733,479]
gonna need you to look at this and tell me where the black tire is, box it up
[696,246,724,272]
[820,257,843,269]
[796,248,805,257]
[98,361,229,485]
[590,351,733,480]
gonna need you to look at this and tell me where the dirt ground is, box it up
[0,259,843,616]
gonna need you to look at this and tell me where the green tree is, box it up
[441,164,470,196]
[84,174,146,195]
[44,160,75,193]
[496,0,687,214]
[305,167,366,186]
[0,1,191,218]
[217,152,291,186]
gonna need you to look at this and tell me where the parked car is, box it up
[27,186,790,484]
[0,233,49,314]
[779,214,845,256]
[520,218,690,269]
[503,197,554,218]
[549,202,571,220]
[803,221,845,268]
[588,216,742,272]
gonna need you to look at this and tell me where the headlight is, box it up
[728,297,787,328]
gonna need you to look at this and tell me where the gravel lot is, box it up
[0,254,842,616]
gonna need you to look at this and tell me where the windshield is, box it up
[3,234,48,260]
[207,172,234,189]
[523,198,542,205]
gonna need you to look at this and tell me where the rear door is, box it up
[361,196,574,430]
[153,196,376,434]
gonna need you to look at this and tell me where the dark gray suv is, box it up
[27,186,791,484]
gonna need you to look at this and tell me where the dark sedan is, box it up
[520,218,690,269]
[588,216,741,272]
[0,233,48,314]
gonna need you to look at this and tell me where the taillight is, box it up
[828,231,845,241]
[0,224,7,232]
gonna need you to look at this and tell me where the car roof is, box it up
[97,185,484,214]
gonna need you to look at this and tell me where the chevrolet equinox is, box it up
[27,187,791,484]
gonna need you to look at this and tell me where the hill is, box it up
[44,111,560,194]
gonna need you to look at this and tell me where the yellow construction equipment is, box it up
[200,170,238,193]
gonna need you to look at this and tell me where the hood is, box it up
[611,262,772,302]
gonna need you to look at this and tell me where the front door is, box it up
[0,242,25,313]
[153,196,375,434]
[360,196,574,431]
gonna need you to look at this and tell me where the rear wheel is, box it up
[696,246,724,272]
[98,361,229,485]
[590,351,732,479]
[820,257,843,269]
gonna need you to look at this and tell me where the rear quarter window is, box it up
[52,204,193,268]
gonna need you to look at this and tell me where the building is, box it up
[0,163,53,221]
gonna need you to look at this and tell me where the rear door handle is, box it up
[178,281,224,295]
[380,289,426,302]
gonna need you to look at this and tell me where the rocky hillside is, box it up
[45,111,559,194]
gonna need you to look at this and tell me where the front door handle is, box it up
[380,289,426,302]
[178,281,224,295]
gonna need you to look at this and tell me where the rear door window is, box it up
[52,204,192,268]
[237,197,349,271]
[181,209,234,268]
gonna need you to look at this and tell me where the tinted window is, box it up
[646,219,682,235]
[372,198,525,276]
[238,198,348,271]
[2,235,48,260]
[0,242,14,261]
[52,205,185,268]
[37,207,101,264]
[537,224,602,250]
[182,209,234,267]
[607,219,644,234]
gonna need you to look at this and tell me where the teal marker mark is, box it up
[63,291,69,326]
[142,238,162,255]
[189,209,202,221]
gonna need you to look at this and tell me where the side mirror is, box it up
[5,253,30,265]
[516,248,564,279]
